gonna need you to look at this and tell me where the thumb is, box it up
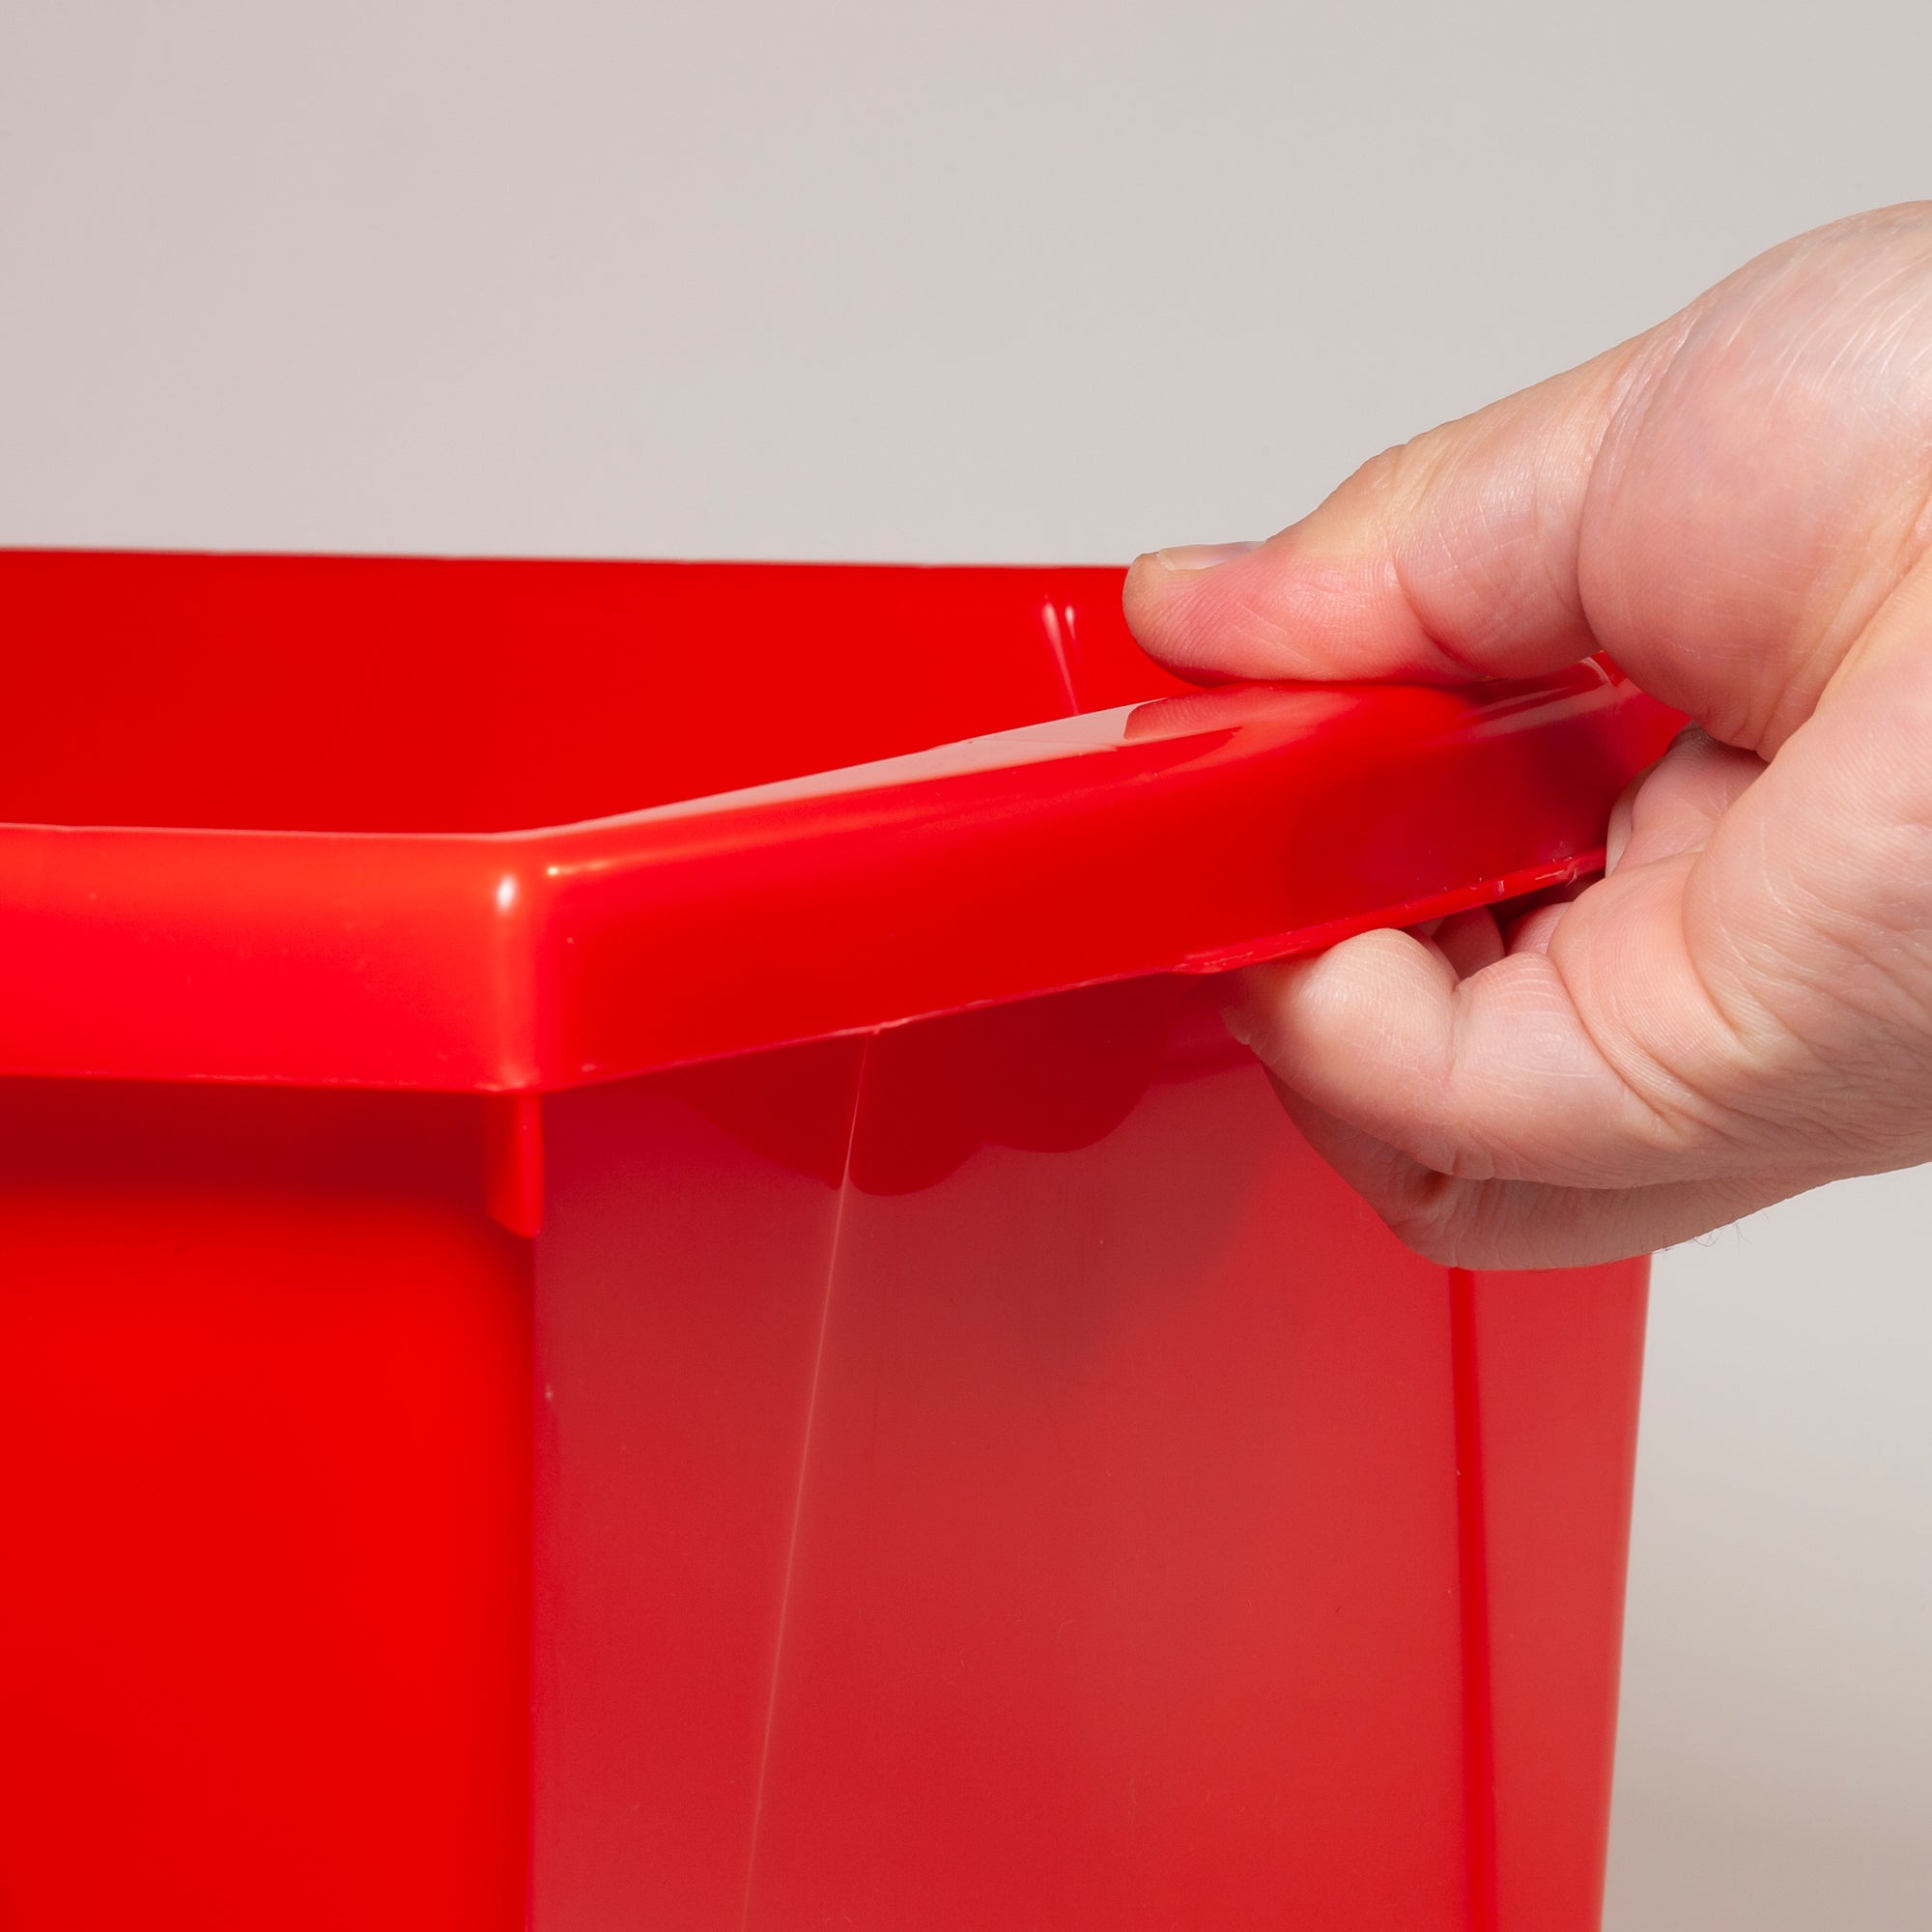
[1122,334,1651,686]
[1124,206,1932,757]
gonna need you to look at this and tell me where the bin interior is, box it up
[1,550,1184,835]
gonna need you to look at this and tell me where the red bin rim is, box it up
[0,549,1680,1094]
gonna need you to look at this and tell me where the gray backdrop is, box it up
[4,5,1927,1922]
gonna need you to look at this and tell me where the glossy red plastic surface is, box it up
[0,550,1678,1092]
[533,989,1647,1932]
[0,1084,531,1931]
[0,553,1663,1929]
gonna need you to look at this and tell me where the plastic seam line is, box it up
[739,1035,870,1930]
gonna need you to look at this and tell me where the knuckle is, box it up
[1375,1169,1475,1266]
[1337,439,1437,529]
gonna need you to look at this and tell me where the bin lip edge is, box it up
[0,664,1610,844]
[0,663,1682,1095]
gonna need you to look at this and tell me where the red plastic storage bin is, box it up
[0,551,1678,1931]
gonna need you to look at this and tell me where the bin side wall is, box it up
[531,1036,867,1931]
[0,1085,532,1932]
[1471,1259,1650,1932]
[536,981,1547,1931]
[743,982,1472,1932]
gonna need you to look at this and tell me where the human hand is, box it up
[1124,204,1932,1267]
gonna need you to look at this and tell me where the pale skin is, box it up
[1123,204,1932,1269]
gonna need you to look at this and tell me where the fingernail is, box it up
[1217,996,1255,1050]
[1149,540,1261,573]
[1214,971,1264,1050]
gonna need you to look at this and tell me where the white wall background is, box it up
[3,5,1928,1922]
